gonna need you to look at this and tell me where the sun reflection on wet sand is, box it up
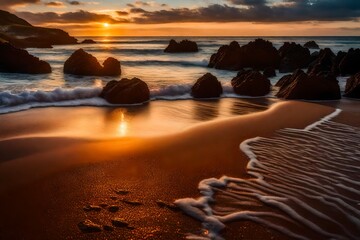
[117,111,128,137]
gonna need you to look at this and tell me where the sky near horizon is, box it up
[1,0,360,36]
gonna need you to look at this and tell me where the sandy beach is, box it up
[0,100,345,239]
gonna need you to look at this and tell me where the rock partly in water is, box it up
[307,48,337,75]
[78,220,102,233]
[164,39,198,53]
[304,41,320,49]
[344,72,360,98]
[276,69,341,100]
[275,74,293,88]
[64,49,121,76]
[111,218,129,228]
[100,78,150,104]
[209,39,280,71]
[339,48,360,76]
[191,73,223,98]
[81,39,96,44]
[0,43,51,74]
[263,67,276,78]
[279,42,311,73]
[231,70,271,96]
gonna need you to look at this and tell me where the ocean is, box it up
[1,36,360,114]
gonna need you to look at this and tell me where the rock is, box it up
[275,74,293,88]
[83,205,102,212]
[191,73,223,98]
[276,69,341,100]
[110,196,118,201]
[81,39,96,44]
[0,43,51,74]
[304,41,320,49]
[344,72,360,98]
[121,199,143,206]
[209,39,280,71]
[339,48,360,76]
[64,49,121,76]
[100,78,150,104]
[78,220,102,233]
[307,48,336,75]
[156,200,179,211]
[279,42,311,73]
[108,205,120,213]
[114,189,130,195]
[99,203,108,208]
[263,67,276,78]
[231,70,271,96]
[111,218,129,228]
[164,39,198,53]
[103,225,114,231]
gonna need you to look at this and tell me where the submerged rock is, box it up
[279,42,311,73]
[304,41,320,49]
[191,73,223,98]
[0,42,51,74]
[64,49,121,76]
[231,70,271,97]
[164,39,198,53]
[78,220,102,233]
[276,69,341,100]
[344,72,360,98]
[100,78,150,104]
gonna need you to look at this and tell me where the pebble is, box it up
[83,205,102,212]
[156,200,179,211]
[78,219,102,233]
[122,199,142,206]
[103,225,114,231]
[111,217,129,227]
[108,205,120,213]
[114,189,130,195]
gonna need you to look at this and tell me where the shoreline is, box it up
[0,100,343,239]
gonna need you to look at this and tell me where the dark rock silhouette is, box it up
[339,48,360,76]
[81,39,97,44]
[275,73,293,88]
[191,73,223,98]
[344,72,360,98]
[276,69,341,100]
[279,42,311,73]
[307,48,337,75]
[0,42,51,74]
[304,41,320,49]
[263,67,276,78]
[164,39,198,53]
[100,78,150,104]
[64,49,121,76]
[231,70,271,96]
[209,39,280,71]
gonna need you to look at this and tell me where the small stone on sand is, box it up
[156,200,179,211]
[114,189,130,195]
[78,219,102,233]
[111,217,129,227]
[83,205,101,212]
[122,199,142,206]
[108,205,120,212]
[103,225,114,231]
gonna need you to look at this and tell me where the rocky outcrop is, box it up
[344,72,360,98]
[164,39,198,53]
[0,42,51,74]
[307,48,336,75]
[304,41,320,49]
[209,39,280,71]
[100,78,150,104]
[191,73,223,98]
[64,49,121,76]
[279,42,311,73]
[263,67,276,78]
[81,39,96,44]
[276,69,341,100]
[231,70,271,96]
[338,48,360,76]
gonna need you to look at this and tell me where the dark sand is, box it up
[0,100,352,240]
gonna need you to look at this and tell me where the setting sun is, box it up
[103,23,109,28]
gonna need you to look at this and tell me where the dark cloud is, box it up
[45,1,64,7]
[130,8,148,14]
[227,0,266,6]
[117,11,129,16]
[67,0,81,5]
[0,0,40,9]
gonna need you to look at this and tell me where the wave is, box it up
[175,109,360,240]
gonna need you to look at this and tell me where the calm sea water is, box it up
[0,36,359,113]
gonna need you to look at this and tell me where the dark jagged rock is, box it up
[0,42,51,74]
[64,49,121,76]
[263,67,276,78]
[310,51,320,63]
[164,39,198,53]
[276,69,341,100]
[339,48,360,76]
[275,74,293,88]
[78,220,102,233]
[279,42,311,73]
[111,218,129,228]
[304,41,320,49]
[344,72,360,98]
[100,78,150,104]
[209,39,280,71]
[191,73,223,98]
[81,39,97,44]
[307,48,336,75]
[83,205,102,212]
[231,70,271,96]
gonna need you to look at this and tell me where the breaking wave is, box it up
[176,109,360,240]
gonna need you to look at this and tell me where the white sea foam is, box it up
[176,109,360,240]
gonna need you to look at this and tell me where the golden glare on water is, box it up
[117,111,128,137]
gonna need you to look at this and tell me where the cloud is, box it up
[0,0,40,9]
[67,0,81,5]
[117,11,129,16]
[45,1,65,7]
[227,0,266,6]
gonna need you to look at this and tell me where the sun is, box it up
[103,23,109,28]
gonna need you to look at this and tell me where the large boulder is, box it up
[307,48,336,75]
[279,42,311,73]
[231,70,271,96]
[304,41,320,49]
[263,67,276,78]
[276,69,341,100]
[209,39,280,71]
[191,73,223,98]
[338,48,360,76]
[344,72,360,98]
[64,49,121,76]
[0,42,51,74]
[100,78,150,104]
[164,39,198,53]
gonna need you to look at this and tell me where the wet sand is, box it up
[0,101,342,239]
